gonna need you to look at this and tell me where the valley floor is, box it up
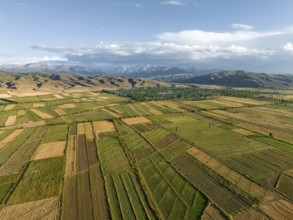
[0,89,292,219]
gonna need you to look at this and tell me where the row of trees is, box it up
[103,87,270,101]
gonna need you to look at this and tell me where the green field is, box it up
[0,88,292,219]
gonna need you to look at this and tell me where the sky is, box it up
[1,0,293,73]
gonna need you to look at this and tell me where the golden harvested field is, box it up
[122,116,151,125]
[59,103,77,109]
[54,94,64,99]
[3,104,15,111]
[77,123,86,135]
[260,199,293,220]
[4,116,17,127]
[0,129,24,150]
[232,128,255,136]
[33,103,45,108]
[54,109,66,116]
[30,109,54,119]
[32,141,66,160]
[93,120,115,134]
[0,197,60,220]
[97,96,110,100]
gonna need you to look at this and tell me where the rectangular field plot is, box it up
[93,120,115,135]
[32,141,66,160]
[171,155,250,216]
[0,128,35,165]
[42,124,68,143]
[0,196,60,220]
[115,121,155,161]
[277,174,293,199]
[137,153,208,219]
[8,157,64,204]
[0,174,19,204]
[0,129,25,150]
[154,114,272,159]
[122,116,151,125]
[0,127,47,176]
[46,109,112,124]
[97,133,131,175]
[105,172,157,220]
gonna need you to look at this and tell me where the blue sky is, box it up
[1,0,293,73]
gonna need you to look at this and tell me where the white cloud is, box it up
[0,54,67,65]
[283,42,293,52]
[157,29,282,45]
[31,42,274,66]
[25,25,293,73]
[232,23,253,31]
[162,1,185,6]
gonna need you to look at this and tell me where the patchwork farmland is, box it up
[0,89,292,220]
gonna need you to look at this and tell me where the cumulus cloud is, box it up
[0,54,67,65]
[283,42,293,52]
[26,25,293,73]
[162,1,186,6]
[232,23,253,31]
[157,29,282,45]
[31,42,273,66]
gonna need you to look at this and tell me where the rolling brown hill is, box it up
[0,71,166,93]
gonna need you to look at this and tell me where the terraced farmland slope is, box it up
[0,87,293,219]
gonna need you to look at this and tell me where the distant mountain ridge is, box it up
[174,70,293,89]
[0,63,218,79]
[0,63,103,76]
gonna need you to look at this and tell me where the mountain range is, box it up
[174,70,293,89]
[1,63,292,89]
[0,63,218,79]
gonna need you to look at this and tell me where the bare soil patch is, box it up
[32,141,66,160]
[122,116,150,125]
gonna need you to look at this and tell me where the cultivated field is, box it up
[0,88,292,219]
